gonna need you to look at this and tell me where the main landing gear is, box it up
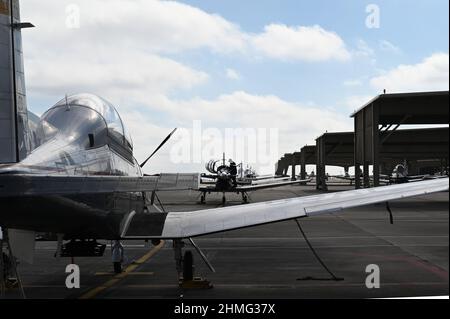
[173,239,213,289]
[200,192,227,205]
[200,191,249,205]
[200,192,226,205]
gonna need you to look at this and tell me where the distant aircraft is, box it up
[386,163,447,184]
[333,163,448,185]
[0,1,448,289]
[199,155,310,204]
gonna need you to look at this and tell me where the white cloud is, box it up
[379,40,401,54]
[124,91,352,174]
[354,39,375,58]
[226,68,241,80]
[22,1,211,104]
[252,24,351,62]
[22,0,247,55]
[370,53,449,92]
[147,91,352,147]
[26,49,209,99]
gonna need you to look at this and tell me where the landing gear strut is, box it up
[173,239,212,289]
[200,193,206,204]
[0,228,26,298]
[173,239,185,280]
[111,240,124,274]
[222,193,226,206]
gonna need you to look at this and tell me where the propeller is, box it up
[140,128,177,168]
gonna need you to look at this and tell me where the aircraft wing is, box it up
[122,178,449,239]
[236,179,311,191]
[251,176,291,183]
[424,175,449,180]
[196,179,311,193]
[252,175,289,181]
[0,173,199,197]
[197,185,217,192]
[334,174,390,182]
[405,174,448,181]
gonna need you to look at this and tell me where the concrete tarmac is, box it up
[8,185,449,299]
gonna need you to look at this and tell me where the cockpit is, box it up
[36,93,134,161]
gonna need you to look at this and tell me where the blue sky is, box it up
[21,0,449,173]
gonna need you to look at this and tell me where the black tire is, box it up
[183,251,194,281]
[113,262,122,274]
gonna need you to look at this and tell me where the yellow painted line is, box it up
[79,240,165,299]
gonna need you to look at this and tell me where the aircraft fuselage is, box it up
[0,94,147,239]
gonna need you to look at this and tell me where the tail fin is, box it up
[0,0,32,163]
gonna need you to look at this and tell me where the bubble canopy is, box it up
[39,93,133,151]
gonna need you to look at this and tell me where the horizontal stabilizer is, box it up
[0,173,199,197]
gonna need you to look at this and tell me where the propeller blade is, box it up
[140,128,177,168]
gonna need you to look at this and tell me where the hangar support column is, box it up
[371,105,380,187]
[354,103,380,188]
[316,137,327,191]
[291,157,296,180]
[300,152,306,180]
[292,152,301,180]
[283,154,292,176]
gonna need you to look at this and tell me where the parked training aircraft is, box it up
[200,155,310,204]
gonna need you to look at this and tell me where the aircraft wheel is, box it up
[183,251,194,281]
[222,195,226,205]
[200,194,206,204]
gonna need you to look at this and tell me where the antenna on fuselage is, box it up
[140,128,178,169]
[64,94,70,111]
